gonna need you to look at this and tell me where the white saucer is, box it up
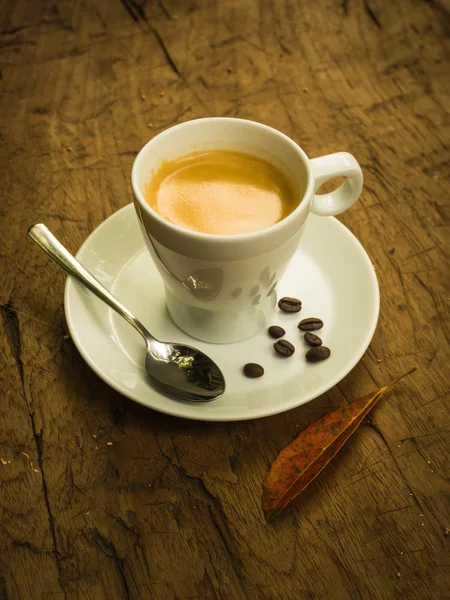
[64,204,379,422]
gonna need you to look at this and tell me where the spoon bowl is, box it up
[28,224,225,402]
[146,341,225,402]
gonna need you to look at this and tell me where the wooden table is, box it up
[1,1,449,598]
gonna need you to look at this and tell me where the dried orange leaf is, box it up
[262,368,416,521]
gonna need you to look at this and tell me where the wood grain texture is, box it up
[0,0,449,598]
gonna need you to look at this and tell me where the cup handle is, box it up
[310,152,363,216]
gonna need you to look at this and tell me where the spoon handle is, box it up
[28,224,151,342]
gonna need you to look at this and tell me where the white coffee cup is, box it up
[132,118,362,343]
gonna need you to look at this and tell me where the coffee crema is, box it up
[145,150,298,235]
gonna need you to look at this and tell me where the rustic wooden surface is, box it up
[1,0,449,598]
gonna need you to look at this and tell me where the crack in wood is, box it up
[362,0,382,28]
[89,530,131,599]
[155,437,247,588]
[152,28,182,78]
[278,39,292,55]
[157,0,171,19]
[130,24,211,115]
[0,25,30,36]
[119,0,146,22]
[1,295,65,585]
[11,540,60,557]
[400,428,449,442]
[206,504,245,585]
[102,508,140,537]
[199,565,221,598]
[378,504,414,515]
[1,296,24,386]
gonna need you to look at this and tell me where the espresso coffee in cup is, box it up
[145,150,303,235]
[132,118,363,343]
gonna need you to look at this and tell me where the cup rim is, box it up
[131,117,314,243]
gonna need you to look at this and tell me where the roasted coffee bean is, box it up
[306,346,331,362]
[268,325,285,339]
[243,363,264,378]
[298,317,324,331]
[304,332,322,346]
[278,297,302,313]
[274,339,295,357]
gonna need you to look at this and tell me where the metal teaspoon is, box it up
[28,224,226,402]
